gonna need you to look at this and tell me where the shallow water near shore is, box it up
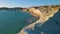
[0,10,37,34]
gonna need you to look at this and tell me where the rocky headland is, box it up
[18,5,60,34]
[0,5,60,34]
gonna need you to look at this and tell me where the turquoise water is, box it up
[0,10,34,34]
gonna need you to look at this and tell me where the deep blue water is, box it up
[0,10,37,34]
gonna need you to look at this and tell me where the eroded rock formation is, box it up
[18,5,60,34]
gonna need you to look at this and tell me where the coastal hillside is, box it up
[19,5,60,34]
[23,5,60,20]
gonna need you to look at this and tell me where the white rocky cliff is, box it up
[18,5,60,34]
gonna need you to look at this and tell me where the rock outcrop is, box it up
[22,5,59,23]
[18,5,60,34]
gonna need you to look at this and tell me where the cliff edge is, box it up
[18,5,60,34]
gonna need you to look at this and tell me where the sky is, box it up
[0,0,60,8]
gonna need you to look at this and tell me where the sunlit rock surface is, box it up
[19,5,60,34]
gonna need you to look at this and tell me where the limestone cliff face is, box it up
[18,5,60,34]
[23,5,59,22]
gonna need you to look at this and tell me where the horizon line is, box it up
[0,4,60,8]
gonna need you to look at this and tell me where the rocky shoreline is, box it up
[19,5,60,34]
[0,5,60,34]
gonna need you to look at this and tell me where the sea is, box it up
[0,10,36,34]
